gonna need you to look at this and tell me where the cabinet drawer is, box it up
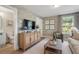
[25,33,31,47]
[30,32,35,43]
[38,32,41,40]
[35,32,38,41]
[19,32,26,49]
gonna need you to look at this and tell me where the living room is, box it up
[0,5,79,54]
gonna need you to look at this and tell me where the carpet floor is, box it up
[23,38,49,54]
[62,41,72,54]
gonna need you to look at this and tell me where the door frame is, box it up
[0,6,18,50]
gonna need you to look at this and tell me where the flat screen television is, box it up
[22,19,29,30]
[28,21,32,30]
[22,19,36,30]
[32,21,35,29]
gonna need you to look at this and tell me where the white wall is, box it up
[15,7,43,33]
[0,12,6,47]
[35,17,43,35]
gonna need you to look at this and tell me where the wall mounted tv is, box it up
[22,19,36,30]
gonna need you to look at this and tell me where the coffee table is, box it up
[44,40,62,54]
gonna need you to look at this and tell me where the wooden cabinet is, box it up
[19,31,41,51]
[19,32,31,50]
[19,32,26,50]
[30,32,35,44]
[35,32,38,41]
[37,31,41,40]
[25,32,31,48]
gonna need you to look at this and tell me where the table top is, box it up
[44,40,62,51]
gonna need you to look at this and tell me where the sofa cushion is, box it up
[73,46,79,54]
[72,32,79,40]
[68,38,79,46]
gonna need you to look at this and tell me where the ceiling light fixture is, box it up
[50,5,60,9]
[54,5,60,8]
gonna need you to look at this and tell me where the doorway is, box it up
[0,6,18,54]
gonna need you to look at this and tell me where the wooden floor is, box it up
[0,43,15,54]
[13,39,72,54]
[0,39,72,54]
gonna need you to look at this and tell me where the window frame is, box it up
[61,15,74,34]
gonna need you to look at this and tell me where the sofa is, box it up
[68,30,79,54]
[68,38,79,54]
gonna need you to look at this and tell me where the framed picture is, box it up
[45,25,49,29]
[45,20,49,24]
[7,20,13,26]
[50,25,54,29]
[50,20,54,24]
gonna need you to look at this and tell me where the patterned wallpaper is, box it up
[42,16,60,37]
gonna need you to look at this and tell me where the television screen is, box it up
[28,21,32,30]
[32,21,35,29]
[22,19,36,30]
[22,19,29,30]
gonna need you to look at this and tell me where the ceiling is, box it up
[13,5,79,17]
[0,6,14,13]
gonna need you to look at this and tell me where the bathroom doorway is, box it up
[0,6,18,54]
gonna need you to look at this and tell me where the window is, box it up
[44,19,55,30]
[62,16,74,34]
